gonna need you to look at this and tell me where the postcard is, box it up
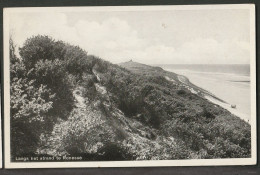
[3,4,256,168]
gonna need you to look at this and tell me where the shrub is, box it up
[33,59,74,119]
[10,36,81,157]
[177,89,187,95]
[10,58,55,157]
[19,35,65,69]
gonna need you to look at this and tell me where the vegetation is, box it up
[10,35,251,161]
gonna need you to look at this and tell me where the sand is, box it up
[165,68,251,124]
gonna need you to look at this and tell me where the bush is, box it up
[19,35,64,69]
[10,58,55,157]
[33,59,74,119]
[177,89,187,95]
[10,35,83,157]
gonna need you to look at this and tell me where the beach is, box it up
[161,65,251,124]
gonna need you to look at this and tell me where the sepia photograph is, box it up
[3,4,256,168]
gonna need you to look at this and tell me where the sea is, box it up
[157,64,251,123]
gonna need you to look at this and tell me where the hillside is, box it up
[119,60,227,103]
[10,36,251,161]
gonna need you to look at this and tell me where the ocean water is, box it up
[158,64,251,123]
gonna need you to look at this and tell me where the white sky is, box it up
[8,7,251,64]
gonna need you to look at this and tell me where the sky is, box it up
[8,7,251,64]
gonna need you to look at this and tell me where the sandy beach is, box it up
[164,68,251,124]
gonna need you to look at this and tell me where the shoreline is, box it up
[163,68,251,124]
[205,95,250,124]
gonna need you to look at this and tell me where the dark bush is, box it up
[202,107,215,120]
[19,35,64,69]
[177,89,187,95]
